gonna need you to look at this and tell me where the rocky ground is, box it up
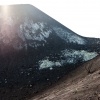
[0,56,100,100]
[30,56,100,100]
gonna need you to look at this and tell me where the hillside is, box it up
[30,56,100,100]
[0,4,100,100]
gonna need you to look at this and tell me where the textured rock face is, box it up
[0,4,100,100]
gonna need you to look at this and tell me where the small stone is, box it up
[27,73,30,75]
[47,78,49,81]
[50,67,53,70]
[29,84,32,87]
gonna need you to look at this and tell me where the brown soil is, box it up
[30,56,100,100]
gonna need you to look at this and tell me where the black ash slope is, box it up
[0,4,100,100]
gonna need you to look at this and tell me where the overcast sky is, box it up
[0,0,100,38]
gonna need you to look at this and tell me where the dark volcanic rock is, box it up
[0,4,100,100]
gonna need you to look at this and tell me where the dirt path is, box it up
[30,56,100,100]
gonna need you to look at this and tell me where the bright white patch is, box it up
[19,21,52,48]
[82,51,98,61]
[20,21,52,42]
[50,67,53,70]
[39,59,62,69]
[39,50,98,69]
[62,49,98,63]
[55,62,62,66]
[39,59,54,69]
[53,27,85,44]
[32,23,40,30]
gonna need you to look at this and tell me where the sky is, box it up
[0,0,100,38]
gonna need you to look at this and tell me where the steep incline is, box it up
[0,4,100,100]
